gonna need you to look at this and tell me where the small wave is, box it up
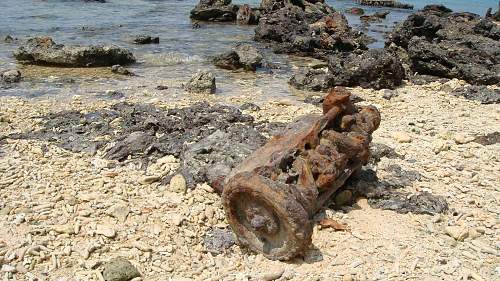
[142,52,204,66]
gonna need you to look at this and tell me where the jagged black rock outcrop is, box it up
[387,5,500,85]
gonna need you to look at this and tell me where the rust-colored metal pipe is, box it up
[222,87,381,260]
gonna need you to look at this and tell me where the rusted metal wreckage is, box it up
[222,87,381,260]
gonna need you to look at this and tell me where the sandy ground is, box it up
[0,78,499,281]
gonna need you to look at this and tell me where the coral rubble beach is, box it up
[0,0,499,280]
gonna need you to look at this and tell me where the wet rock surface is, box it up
[190,0,239,22]
[1,69,22,83]
[451,85,500,104]
[237,4,260,25]
[132,35,159,44]
[255,1,370,58]
[388,5,500,85]
[213,44,263,71]
[184,70,216,94]
[290,49,405,90]
[14,37,136,67]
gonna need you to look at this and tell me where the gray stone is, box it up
[1,70,22,83]
[102,257,140,281]
[184,71,216,94]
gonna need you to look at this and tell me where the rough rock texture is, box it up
[184,71,216,94]
[360,11,390,22]
[290,49,405,90]
[237,4,261,25]
[1,69,22,83]
[101,258,140,281]
[203,227,236,255]
[14,37,136,67]
[213,44,263,71]
[132,35,159,44]
[11,102,280,189]
[190,0,239,22]
[255,1,370,58]
[357,0,413,9]
[387,5,500,85]
[345,7,364,15]
[452,85,500,104]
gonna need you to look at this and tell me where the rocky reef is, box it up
[387,5,500,85]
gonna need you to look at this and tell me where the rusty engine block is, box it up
[222,87,381,260]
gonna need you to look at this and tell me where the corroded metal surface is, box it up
[222,87,381,260]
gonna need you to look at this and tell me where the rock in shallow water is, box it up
[255,1,370,58]
[387,5,500,85]
[132,35,159,44]
[213,44,263,71]
[190,0,239,22]
[1,69,22,83]
[290,49,405,90]
[184,70,216,94]
[14,37,135,67]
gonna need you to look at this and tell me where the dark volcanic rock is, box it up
[213,44,263,71]
[10,102,280,188]
[190,0,239,22]
[14,37,135,67]
[387,5,500,85]
[360,11,390,22]
[237,4,261,25]
[290,49,405,90]
[132,35,159,44]
[368,191,448,215]
[184,71,216,94]
[451,85,500,104]
[289,68,331,91]
[357,0,413,9]
[255,1,370,58]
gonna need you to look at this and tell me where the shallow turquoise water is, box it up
[0,0,497,100]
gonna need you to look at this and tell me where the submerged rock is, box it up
[237,4,260,25]
[290,49,405,90]
[132,35,159,44]
[213,44,263,71]
[387,5,500,85]
[255,1,370,58]
[190,0,239,22]
[184,70,216,94]
[1,69,22,83]
[14,37,135,67]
